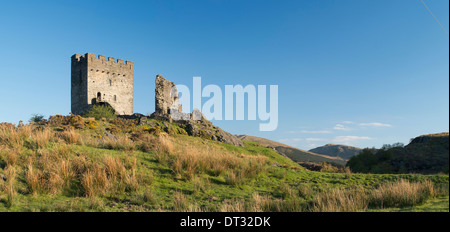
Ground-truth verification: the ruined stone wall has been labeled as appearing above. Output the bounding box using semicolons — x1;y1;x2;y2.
71;53;134;115
155;74;179;116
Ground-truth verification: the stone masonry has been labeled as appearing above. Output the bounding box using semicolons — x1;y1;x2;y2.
150;74;243;146
154;74;190;121
71;53;134;115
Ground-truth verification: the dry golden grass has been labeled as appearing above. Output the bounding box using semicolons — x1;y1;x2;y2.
192;176;210;194
25;152;68;195
58;127;82;145
277;184;296;199
80;156;140;197
309;179;440;212
220;199;246;212
26;162;43;195
369;179;437;208
1;121;445;212
251;194;273;212
27;128;54;150
11;130;142;198
0;124;34;148
58;159;74;188
1;147;19;167
154;137;268;182
81;165;109;198
310;188;368;212
103;156;127;180
2;165;16;207
142;190;157;205
224;170;245;186
298;185;314;198
173;190;189;212
99;135;135;152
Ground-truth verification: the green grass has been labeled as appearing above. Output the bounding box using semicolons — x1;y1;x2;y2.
0;119;448;212
371;196;449;212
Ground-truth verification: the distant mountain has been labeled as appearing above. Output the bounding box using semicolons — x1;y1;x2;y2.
309;144;362;160
347;133;449;174
236;135;347;167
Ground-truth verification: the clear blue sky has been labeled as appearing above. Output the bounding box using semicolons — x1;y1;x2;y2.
0;0;448;150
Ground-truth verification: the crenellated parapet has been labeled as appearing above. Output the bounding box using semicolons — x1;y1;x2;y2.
72;53;133;69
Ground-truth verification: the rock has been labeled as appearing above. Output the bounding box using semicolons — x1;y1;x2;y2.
271;163;282;167
208;197;219;202
298;162;322;171
185;120;243;147
104;131;117;140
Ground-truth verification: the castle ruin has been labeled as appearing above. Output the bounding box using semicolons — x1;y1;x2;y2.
71;53;134;115
153;74;192;121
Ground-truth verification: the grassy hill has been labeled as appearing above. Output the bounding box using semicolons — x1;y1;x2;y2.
0;116;448;212
309;144;362;160
236;135;347;167
347;133;449;174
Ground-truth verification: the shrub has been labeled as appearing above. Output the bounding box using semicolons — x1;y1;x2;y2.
29;114;45;123
83;105;117;120
84;119;99;130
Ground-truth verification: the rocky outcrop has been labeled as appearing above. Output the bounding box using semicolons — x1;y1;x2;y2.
149;75;243;147
183;110;243;146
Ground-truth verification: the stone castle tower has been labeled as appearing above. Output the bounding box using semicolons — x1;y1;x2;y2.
71;53;134;115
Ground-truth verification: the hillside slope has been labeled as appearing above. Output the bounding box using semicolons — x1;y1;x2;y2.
0;116;448;212
309;144;362;160
347;133;449;174
236;135;347;167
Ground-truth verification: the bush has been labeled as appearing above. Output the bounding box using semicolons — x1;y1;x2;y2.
29;114;45;123
83;105;116;120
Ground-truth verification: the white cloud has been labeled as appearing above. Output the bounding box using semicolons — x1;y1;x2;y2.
279;138;303;143
333;124;352;131
342;121;354;124
279;135;374;148
331;136;372;143
359;122;392;127
300;130;332;134
285;131;298;134
303;144;319;148
306;138;327;141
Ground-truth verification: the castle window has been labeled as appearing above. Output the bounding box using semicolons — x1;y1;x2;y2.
114;95;117;102
109;79;112;86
